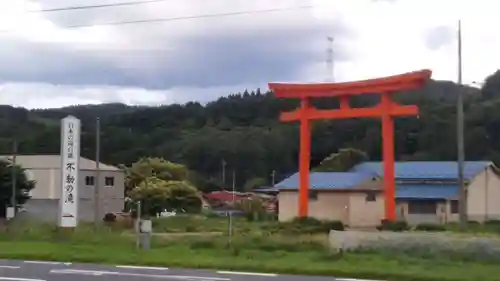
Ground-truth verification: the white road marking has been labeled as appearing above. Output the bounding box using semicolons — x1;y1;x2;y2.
0;277;45;281
0;266;20;269
51;269;106;276
116;265;169;271
216;271;278;277
335;278;383;281
23;261;62;265
50;269;231;280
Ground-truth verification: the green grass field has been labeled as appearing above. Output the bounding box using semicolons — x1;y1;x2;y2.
0;217;499;281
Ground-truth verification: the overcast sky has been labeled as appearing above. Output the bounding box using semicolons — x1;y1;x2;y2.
0;0;496;109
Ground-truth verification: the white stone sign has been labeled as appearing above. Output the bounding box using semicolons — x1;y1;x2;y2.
6;207;14;220
58;116;81;228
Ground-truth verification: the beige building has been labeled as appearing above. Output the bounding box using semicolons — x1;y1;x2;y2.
2;155;125;222
275;161;500;227
396;165;500;224
276;173;385;227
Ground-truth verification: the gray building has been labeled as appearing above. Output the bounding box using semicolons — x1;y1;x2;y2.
1;155;125;222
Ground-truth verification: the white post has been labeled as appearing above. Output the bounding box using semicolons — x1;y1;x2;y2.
136;200;141;249
58;116;81;228
228;170;236;242
94;116;101;226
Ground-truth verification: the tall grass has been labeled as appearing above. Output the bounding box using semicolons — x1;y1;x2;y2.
0;219;133;246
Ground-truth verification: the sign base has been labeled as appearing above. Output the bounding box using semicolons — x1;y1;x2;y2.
57;227;76;234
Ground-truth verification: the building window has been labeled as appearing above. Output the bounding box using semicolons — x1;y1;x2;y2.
105;176;114;187
408;200;437;214
451;200;459;214
308;190;318;201
85;176;95;186
365;191;377;202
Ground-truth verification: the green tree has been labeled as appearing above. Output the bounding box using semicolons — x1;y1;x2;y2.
0;159;35;218
123;157;190;193
481;69;500;100
243;177;268;191
234;197;265;221
2;71;500;189
128;177;201;217
313;148;368;172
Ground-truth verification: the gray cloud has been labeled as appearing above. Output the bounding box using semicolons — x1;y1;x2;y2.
0;0;355;108
423;25;455;50
0;27;344;89
0;1;353;90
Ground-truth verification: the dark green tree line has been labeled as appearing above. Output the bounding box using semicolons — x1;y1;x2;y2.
1;70;500;192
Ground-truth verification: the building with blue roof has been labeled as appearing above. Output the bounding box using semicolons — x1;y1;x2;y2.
273;161;500;227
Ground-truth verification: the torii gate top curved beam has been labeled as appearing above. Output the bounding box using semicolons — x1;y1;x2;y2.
269;69;432;98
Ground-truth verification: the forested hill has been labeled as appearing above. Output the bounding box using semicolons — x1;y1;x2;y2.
1;71;500;191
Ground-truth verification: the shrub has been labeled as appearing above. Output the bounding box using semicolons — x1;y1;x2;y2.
376;219;409;232
415;223;446;232
484;220;500;226
322;220;345;231
103;213;117;223
280;217;344;234
291;217;323;226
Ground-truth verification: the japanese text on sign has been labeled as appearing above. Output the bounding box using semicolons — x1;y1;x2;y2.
59;116;80;227
65;123;76;203
67;122;74;159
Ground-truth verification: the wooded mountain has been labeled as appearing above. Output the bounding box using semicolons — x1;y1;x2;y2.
1;71;500;192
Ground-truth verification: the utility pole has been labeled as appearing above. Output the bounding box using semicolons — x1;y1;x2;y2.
94;116;101;226
326;36;334;82
221;159;227;185
228;169;236;244
456;19;467;231
271;170;276;186
10;139;17;213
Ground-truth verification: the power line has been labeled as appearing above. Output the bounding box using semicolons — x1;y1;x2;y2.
56;5;314;29
28;0;169;13
0;5;314;33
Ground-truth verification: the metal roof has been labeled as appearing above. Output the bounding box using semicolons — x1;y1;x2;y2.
396;184;458;200
349;161;492;180
274;174;460;200
275;172;374;190
254;187;279;193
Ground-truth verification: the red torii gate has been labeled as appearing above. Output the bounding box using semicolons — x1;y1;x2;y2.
269;69;432;220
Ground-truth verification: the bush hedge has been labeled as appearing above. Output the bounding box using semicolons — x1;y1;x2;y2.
414;223;446;232
286;217;344;233
261;217;344;235
376;219;409;232
484;219;500;226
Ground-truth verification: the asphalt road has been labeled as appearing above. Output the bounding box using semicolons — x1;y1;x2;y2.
0;259;378;281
